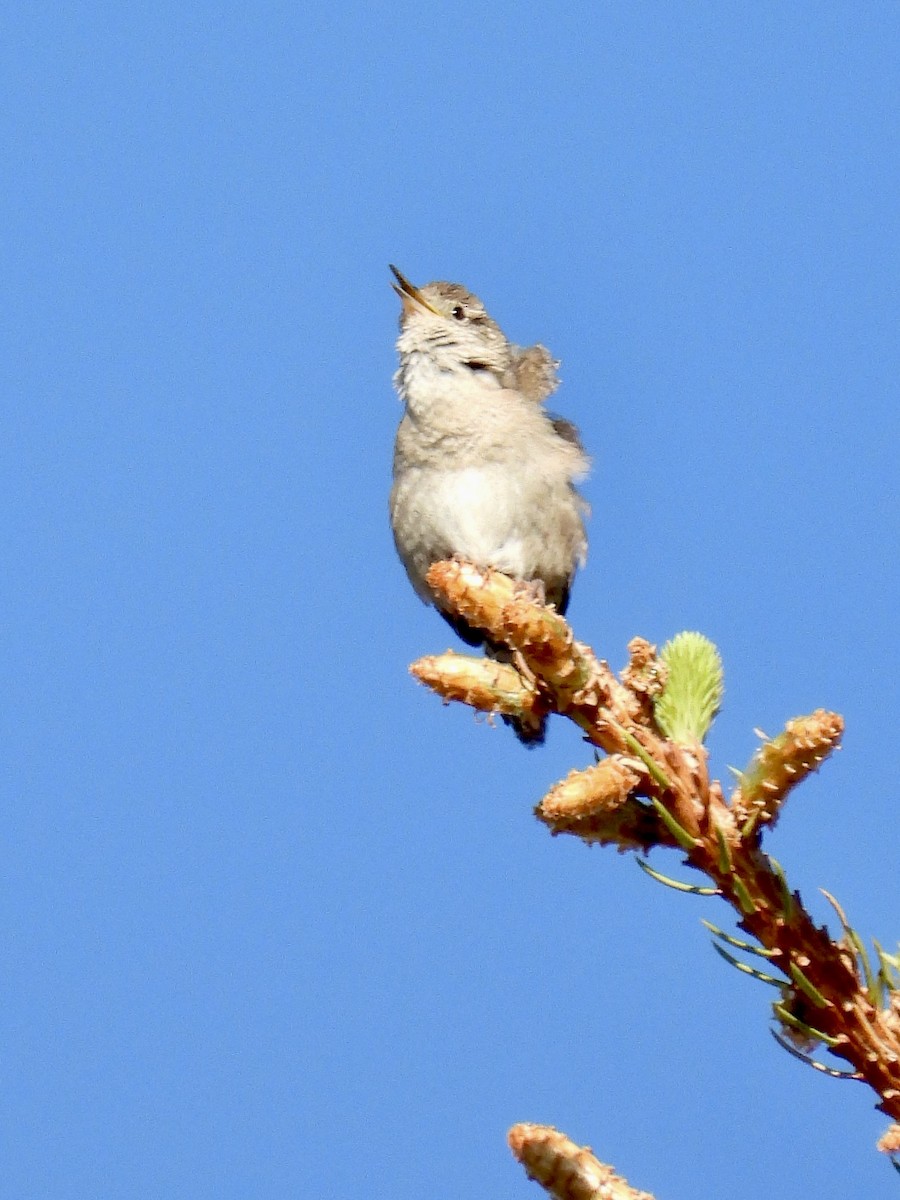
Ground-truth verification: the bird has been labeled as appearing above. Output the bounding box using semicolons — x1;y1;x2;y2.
388;265;589;744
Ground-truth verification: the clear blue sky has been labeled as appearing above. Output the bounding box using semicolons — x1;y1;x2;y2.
2;4;898;1198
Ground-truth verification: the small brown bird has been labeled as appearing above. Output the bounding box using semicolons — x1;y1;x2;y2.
388;266;589;743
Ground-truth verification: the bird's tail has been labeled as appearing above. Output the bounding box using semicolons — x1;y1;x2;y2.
485;635;546;746
439;607;548;746
502;712;546;746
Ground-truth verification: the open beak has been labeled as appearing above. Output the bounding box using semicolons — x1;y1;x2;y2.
389;264;440;316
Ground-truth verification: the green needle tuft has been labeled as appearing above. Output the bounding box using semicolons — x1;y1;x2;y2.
655;631;724;743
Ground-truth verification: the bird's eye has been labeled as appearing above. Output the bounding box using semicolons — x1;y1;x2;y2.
451;305;466;321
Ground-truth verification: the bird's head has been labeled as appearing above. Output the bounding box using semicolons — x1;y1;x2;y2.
389;265;512;377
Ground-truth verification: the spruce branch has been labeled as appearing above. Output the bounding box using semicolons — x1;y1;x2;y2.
508;1123;654;1200
409;560;900;1146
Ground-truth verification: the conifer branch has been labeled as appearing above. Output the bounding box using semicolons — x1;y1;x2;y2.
409;560;900;1151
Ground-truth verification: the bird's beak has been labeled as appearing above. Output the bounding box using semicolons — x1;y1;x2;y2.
389;264;440;316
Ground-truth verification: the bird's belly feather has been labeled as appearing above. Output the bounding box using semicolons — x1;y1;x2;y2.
395;464;576;590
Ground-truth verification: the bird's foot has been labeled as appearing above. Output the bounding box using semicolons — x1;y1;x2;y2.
514;577;547;606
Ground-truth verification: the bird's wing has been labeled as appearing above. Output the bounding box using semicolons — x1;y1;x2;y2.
548;415;584;451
